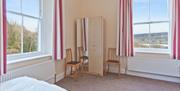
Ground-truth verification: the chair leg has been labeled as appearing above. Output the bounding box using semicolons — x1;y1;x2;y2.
82;63;85;72
74;65;78;80
81;63;84;72
108;64;110;73
105;63;108;75
78;64;81;73
65;64;67;77
118;63;121;76
71;66;73;75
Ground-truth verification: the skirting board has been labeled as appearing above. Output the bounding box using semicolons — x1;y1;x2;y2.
55;72;65;83
55;68;72;83
46;75;56;84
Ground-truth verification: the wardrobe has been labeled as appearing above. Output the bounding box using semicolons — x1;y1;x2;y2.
76;16;104;76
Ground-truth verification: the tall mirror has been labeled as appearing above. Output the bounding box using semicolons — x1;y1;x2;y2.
75;16;104;76
75;18;89;73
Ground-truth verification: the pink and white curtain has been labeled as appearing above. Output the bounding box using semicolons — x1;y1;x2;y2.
0;0;7;75
172;0;180;60
116;0;134;56
54;0;64;61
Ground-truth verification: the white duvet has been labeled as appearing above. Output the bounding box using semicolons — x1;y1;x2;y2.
0;77;67;91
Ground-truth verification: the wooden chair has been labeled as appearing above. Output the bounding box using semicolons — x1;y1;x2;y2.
78;47;88;71
78;47;84;64
105;48;120;75
64;48;81;79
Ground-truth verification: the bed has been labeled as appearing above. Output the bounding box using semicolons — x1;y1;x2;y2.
0;77;67;91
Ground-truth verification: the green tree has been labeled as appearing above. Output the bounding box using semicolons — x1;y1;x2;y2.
7;22;38;54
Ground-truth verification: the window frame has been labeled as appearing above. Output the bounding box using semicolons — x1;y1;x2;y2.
133;0;171;54
7;0;44;62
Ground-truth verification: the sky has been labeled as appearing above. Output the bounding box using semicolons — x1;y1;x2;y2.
6;0;40;32
133;0;170;34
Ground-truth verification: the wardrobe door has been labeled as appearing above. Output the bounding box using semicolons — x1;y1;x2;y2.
88;17;104;76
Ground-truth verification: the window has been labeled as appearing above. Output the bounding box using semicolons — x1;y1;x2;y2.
7;0;42;61
133;0;170;53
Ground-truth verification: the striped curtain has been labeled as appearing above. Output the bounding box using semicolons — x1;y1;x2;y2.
0;0;7;75
54;0;64;61
172;0;180;60
116;0;134;56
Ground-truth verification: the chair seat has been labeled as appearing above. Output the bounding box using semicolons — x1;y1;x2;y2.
67;61;80;65
106;60;119;63
80;56;88;60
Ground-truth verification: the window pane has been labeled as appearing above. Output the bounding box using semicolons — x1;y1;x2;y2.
134;24;150;48
23;17;39;53
7;13;22;54
133;0;149;23
7;0;21;13
150;0;169;21
150;23;169;49
22;0;40;17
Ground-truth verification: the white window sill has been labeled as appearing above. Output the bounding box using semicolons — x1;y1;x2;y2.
7;54;52;64
135;51;170;55
134;48;170;55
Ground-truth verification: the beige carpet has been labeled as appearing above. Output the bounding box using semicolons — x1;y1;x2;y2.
56;73;180;91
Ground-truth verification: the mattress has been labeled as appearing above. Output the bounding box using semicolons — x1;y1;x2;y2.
0;77;67;91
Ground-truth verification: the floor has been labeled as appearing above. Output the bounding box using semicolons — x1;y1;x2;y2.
56;73;180;91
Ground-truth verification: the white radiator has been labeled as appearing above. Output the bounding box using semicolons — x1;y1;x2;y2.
127;54;180;83
128;57;180;77
0;60;55;83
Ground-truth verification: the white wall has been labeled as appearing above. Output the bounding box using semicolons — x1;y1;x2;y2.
4;57;55;83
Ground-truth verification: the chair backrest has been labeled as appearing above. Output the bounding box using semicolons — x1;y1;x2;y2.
108;48;117;60
78;47;83;57
78;47;84;63
65;48;72;63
